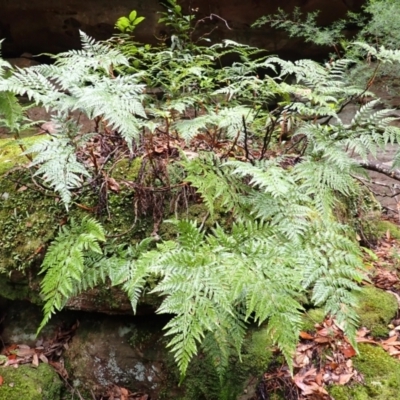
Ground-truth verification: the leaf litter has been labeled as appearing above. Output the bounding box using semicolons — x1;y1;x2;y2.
258;222;400;400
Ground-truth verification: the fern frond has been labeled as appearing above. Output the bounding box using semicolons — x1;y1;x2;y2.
37;217;105;333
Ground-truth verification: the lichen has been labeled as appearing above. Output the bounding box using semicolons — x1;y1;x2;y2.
0;363;62;400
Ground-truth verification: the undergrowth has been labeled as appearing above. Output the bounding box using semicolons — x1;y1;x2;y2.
0;0;400;381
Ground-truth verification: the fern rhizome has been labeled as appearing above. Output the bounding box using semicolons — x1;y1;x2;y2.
1;0;400;380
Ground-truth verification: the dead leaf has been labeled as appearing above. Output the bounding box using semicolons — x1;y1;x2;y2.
39;354;48;364
107;177;120;193
382;335;399;344
339;373;353;385
32;353;39;367
299;331;314;340
341;346;356;358
0;376;3;386
15;347;35;357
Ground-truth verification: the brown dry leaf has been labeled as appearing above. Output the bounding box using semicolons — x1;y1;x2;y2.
357;328;370;338
382;335;399;344
107;177;120;193
15;347;35;357
294;353;310;368
121;387;129;400
314;336;332;344
356;337;378;344
49;361;69;379
315;371;324;386
299;331;314;340
39;353;48;364
339;373;354;385
0;376;3;386
387;348;400;356
341;346;356;358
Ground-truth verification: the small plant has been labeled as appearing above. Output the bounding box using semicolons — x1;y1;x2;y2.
115;10;145;34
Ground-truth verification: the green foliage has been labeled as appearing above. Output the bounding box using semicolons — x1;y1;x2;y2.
115;10;145;33
0;32;146;208
253;7;346;47
2;0;400;384
37;217;105;333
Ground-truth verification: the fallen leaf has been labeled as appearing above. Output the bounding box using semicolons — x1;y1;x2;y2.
342;346;356;358
299;331;314;340
339;373;353;385
39;354;48;364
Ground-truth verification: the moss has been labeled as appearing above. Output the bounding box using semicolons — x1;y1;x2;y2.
0;272;42;305
300;287;397;338
328;344;400;400
301;309;326;332
111;157;143;181
355;286;398;338
0;136;42;175
0;363;62;400
376;220;400;241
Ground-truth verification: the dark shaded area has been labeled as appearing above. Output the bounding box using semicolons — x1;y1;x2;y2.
0;0;364;58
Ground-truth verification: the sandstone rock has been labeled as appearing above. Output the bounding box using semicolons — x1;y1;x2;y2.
1;0;364;58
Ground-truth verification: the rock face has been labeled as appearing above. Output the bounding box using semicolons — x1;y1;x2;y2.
1;0;364;58
0;298;275;399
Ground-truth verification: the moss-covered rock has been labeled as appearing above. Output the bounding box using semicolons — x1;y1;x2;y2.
355;286;398;338
329;344;400;400
0;363;62;400
301;287;397;338
376;220;400;241
301;308;326;332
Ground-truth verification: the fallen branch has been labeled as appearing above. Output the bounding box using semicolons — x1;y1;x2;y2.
358;161;400;181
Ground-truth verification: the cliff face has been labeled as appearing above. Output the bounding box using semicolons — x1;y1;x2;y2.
1;0;364;58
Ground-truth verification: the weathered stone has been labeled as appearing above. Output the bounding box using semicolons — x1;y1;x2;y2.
1;0;364;58
0;298;276;399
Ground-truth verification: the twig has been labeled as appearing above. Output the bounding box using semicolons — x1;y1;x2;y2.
242;115;253;164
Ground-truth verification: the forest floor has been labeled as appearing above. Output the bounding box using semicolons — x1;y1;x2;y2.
257;216;400;400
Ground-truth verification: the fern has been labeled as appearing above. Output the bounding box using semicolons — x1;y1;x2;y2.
37;217;105;333
0;31;146;144
23;116;90;208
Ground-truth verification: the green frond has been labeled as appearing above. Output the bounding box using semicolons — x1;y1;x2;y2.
37;217;106;334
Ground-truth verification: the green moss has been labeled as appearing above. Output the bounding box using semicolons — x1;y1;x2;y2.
0;136;42;175
328;344;400;400
376;220;400;240
0;273;42;304
355;286;398;338
301;309;326;332
0;363;62;400
300;287;397;339
111;157;143;181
